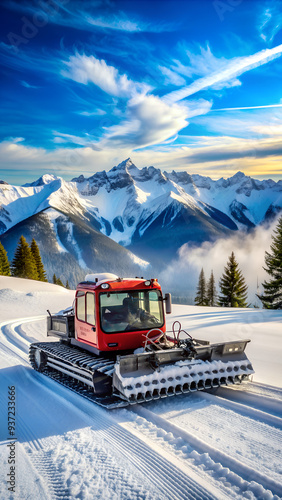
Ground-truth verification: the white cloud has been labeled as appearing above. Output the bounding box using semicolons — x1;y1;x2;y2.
100;94;191;148
159;219;279;305
158;66;186;86
1;137;282;185
20;80;39;89
61;53;150;98
52;131;102;148
0;139;130;180
258;5;282;43
3;1;175;34
85;15;142;32
164;44;282;103
77;109;107;116
171;44;241;91
173;44;230;78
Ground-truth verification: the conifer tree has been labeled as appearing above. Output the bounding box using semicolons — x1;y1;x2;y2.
257;216;282;309
12;236;38;280
56;277;64;287
206;270;217;306
30;239;47;282
194;268;207;306
0;242;11;276
53;273;64;287
66;280;70;289
218;252;248;307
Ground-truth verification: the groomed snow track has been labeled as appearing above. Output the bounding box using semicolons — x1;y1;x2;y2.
1;314;282;500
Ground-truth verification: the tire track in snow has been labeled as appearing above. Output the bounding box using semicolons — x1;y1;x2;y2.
214;386;282;418
21;367;224;500
24;447;71;500
97;419;221;500
0;316;46;363
2;315;281;499
131;405;282;499
197;390;282;429
0;316;71;499
16;415;70;500
30;385;220;499
5;345;221;500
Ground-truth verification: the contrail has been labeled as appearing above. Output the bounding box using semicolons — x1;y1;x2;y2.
163;44;282;103
212;104;282;111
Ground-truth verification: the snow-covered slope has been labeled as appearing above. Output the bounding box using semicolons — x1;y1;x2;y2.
0;277;281;500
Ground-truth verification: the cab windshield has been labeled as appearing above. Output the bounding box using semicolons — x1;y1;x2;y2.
99;289;164;333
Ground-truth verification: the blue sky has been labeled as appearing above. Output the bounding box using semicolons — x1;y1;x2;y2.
1;0;282;184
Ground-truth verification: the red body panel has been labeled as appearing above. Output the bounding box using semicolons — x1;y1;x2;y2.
75;278;166;353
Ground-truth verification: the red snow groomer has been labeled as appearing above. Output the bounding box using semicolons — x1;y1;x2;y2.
29;273;254;408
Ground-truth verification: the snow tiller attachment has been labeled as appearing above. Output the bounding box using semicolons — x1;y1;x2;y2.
113;334;253;403
29;274;254;409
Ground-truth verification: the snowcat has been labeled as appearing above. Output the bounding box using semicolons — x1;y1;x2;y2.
29;273;254;409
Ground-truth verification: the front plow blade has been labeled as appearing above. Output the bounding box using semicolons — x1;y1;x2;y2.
112;340;254;403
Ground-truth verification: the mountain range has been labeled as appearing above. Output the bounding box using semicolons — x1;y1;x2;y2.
0;159;281;287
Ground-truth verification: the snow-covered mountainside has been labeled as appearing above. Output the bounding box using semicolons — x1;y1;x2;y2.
0;159;281;277
0;277;282;500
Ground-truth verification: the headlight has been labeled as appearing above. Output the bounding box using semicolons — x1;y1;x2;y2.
101;283;110;289
144;280;151;286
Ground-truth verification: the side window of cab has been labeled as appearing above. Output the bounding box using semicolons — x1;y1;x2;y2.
86;292;95;326
76;291;85;321
76;291;96;326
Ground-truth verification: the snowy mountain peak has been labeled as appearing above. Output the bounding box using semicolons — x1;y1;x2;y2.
71;174;85;183
167;171;194;186
23;174;59;187
115;158;135;171
230;171;246;182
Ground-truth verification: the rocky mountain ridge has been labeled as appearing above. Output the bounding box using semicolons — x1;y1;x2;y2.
0;159;281;285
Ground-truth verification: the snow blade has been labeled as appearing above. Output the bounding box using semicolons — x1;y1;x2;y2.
112;340;254;403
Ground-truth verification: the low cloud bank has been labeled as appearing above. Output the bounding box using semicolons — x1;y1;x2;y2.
159;218;279;306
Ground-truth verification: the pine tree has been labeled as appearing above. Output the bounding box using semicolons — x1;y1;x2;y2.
53;273;64;287
56;277;64;287
218;252;248;307
66;280;70;289
257;216;282;309
206;270;217;306
0;242;10;276
12;236;38;280
30;239;47;282
194;268;207;306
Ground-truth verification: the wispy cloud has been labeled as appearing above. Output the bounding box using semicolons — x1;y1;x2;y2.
53;131;102;149
2;0;175;34
171;44;241;90
158;66;186;86
258;3;282;43
164;44;282;103
76;109;107;116
61;53;151;98
20;80;38;89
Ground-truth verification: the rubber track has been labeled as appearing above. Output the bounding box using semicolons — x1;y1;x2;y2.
29;342;128;409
